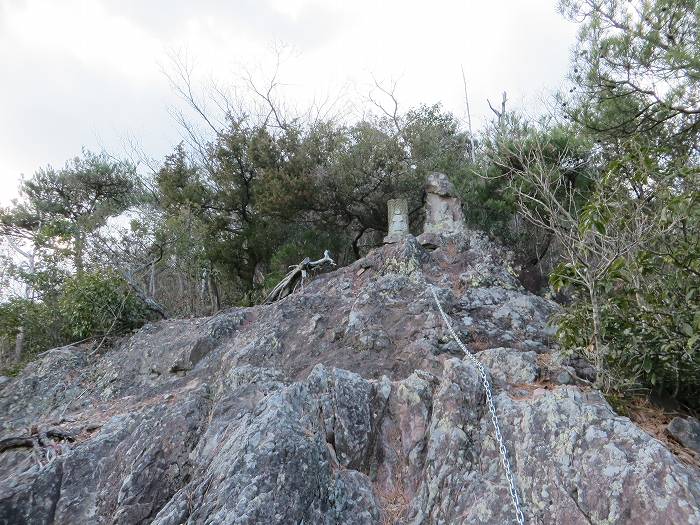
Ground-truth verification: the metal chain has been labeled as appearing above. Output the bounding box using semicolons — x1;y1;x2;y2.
429;285;526;525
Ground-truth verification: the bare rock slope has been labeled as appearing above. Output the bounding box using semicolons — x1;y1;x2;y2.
1;231;699;524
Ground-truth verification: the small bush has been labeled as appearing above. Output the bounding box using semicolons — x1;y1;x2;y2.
554;252;700;409
58;270;148;340
0;270;148;371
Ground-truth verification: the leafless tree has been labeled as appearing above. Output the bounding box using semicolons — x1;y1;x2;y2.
461;65;476;163
487;92;508;122
368;77;404;137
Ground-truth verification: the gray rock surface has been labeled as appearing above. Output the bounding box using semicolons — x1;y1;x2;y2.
554;369;574;385
477;347;540;385
1;232;699;524
668;417;700;454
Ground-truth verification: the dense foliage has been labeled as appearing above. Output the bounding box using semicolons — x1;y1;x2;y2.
0;271;145;368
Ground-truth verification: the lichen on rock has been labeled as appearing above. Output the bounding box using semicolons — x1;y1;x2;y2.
1;197;699;524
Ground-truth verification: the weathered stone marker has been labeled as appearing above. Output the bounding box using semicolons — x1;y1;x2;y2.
422;172;465;235
383;198;409;243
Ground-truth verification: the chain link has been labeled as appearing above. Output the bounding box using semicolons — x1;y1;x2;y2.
429;285;526;525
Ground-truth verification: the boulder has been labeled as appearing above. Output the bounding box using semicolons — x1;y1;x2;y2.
667;416;700;454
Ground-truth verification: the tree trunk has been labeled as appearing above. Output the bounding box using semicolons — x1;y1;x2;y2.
121;270;167;319
149;264;156;298
208;274;220;314
27;248;35;300
352;228;368;259
589;285;605;386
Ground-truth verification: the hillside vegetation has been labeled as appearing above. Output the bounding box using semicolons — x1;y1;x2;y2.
1;0;698;409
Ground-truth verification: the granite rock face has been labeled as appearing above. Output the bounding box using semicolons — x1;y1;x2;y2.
477;347;540;385
1;232;699;524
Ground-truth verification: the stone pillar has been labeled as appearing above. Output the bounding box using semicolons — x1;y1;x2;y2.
383;198;409;244
422;172;465;235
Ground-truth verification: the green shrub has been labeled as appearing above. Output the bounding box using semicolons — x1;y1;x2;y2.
58;270;148;340
0;269;149;373
554;250;700;408
0;298;62;358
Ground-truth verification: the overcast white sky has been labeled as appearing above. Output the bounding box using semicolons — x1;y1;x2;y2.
0;0;578;205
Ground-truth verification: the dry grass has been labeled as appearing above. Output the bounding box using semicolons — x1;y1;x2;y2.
374;425;412;525
620;397;700;469
470;334;492;352
536;352;553;371
507;382;546;400
376;467;411;525
507;377;564;400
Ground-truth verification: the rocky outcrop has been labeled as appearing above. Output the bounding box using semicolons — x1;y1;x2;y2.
1;231;699;524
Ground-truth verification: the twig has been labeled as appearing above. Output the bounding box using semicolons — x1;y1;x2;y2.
263;250;336;304
58;387;90;420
